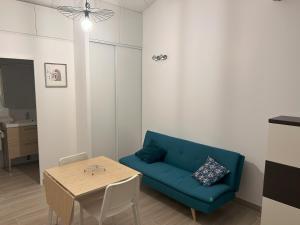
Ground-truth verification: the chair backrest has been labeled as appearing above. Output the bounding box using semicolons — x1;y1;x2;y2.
58;152;88;166
99;175;140;221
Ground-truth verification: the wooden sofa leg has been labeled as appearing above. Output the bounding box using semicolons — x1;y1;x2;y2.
191;208;196;221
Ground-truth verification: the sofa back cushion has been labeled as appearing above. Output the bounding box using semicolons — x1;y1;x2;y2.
143;131;245;192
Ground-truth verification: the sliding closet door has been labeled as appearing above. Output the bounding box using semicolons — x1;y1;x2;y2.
116;47;142;158
89;43;116;159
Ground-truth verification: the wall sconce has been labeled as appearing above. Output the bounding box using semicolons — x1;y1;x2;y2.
152;54;168;62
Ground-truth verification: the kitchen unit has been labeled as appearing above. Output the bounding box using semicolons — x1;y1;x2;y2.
261;116;300;225
1;120;38;171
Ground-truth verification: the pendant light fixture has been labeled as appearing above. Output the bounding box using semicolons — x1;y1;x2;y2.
57;0;114;32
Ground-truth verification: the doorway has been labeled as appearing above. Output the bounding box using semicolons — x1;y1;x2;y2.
0;58;39;183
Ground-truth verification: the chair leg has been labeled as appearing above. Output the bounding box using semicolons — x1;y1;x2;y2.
48;208;53;225
132;204;141;225
79;205;84;225
191;208;197;222
55;215;59;225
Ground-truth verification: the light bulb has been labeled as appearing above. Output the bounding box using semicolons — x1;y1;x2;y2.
81;16;93;32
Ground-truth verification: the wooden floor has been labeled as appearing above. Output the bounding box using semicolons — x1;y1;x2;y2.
0;163;261;225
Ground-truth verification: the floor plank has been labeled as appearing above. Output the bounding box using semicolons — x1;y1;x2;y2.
0;163;261;225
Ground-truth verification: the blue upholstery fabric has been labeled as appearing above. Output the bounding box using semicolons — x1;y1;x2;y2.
135;140;166;163
120;155;231;203
119;131;245;214
143;131;245;191
143;176;236;214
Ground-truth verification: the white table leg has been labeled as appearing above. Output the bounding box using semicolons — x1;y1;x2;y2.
80;205;84;225
48;208;53;225
132;204;141;225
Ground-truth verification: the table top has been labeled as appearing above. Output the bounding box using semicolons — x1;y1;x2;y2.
45;156;140;197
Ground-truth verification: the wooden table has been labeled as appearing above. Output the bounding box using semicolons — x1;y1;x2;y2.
43;156;140;225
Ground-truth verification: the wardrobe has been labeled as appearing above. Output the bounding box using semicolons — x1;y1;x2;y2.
89;42;142;160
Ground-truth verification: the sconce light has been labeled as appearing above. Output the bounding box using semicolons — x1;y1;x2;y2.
152;54;168;62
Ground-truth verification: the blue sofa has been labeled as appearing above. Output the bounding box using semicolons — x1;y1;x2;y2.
119;131;245;220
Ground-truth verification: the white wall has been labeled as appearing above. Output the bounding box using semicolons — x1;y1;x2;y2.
143;0;300;206
35;37;77;177
0;0;77;176
0;0;36;35
35;5;73;40
73;21;91;156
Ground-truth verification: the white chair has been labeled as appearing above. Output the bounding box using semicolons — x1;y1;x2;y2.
79;174;141;225
58;152;88;166
48;152;89;225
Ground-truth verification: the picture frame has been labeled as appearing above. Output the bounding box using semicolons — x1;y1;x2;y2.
44;63;68;88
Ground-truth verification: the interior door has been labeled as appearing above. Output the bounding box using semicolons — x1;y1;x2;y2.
116;47;142;158
89;42;116;159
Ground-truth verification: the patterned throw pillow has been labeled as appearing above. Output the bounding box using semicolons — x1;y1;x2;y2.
193;156;230;186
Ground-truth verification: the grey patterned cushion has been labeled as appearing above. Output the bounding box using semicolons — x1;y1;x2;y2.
193;156;230;186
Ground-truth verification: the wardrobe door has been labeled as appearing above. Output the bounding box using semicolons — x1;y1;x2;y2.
116;47;142;159
89;43;116;159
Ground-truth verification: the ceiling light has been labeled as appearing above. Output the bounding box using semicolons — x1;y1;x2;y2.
57;0;114;32
81;14;93;32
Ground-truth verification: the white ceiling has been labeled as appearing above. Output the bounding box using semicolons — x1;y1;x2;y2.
18;0;156;12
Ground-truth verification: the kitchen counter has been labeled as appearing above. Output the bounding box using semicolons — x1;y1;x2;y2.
4;120;37;128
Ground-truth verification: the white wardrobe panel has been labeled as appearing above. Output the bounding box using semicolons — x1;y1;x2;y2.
89;2;120;43
35;5;73;40
116;47;142;158
120;9;143;47
89;43;116;159
0;0;36;35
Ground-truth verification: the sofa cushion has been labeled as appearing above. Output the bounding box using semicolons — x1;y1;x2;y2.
193;156;230;186
135;140;166;163
120;155;231;203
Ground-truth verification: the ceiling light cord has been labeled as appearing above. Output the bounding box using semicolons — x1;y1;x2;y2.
85;0;90;10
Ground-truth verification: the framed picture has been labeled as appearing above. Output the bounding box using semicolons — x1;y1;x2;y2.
44;63;68;88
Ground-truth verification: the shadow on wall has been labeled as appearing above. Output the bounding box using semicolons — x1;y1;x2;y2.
238;161;264;206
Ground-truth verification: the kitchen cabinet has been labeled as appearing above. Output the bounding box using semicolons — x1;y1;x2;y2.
1;123;38;172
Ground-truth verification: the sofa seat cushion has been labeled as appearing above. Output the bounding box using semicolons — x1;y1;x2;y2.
120;155;232;203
